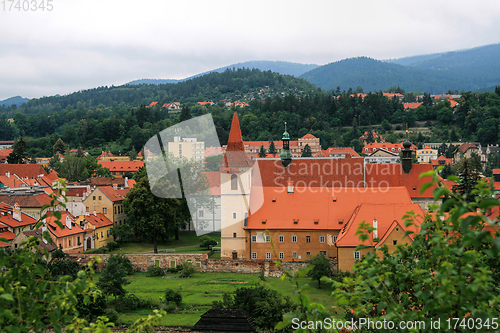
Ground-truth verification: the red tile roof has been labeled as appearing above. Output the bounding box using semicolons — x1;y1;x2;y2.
335;203;423;247
97;186;130;202
98;160;144;172
315;147;360;157
0;203;39;228
66;187;87;197
247;186;413;230
85;213;113;228
46;211;85;238
300;134;317;140
0;164;48;179
148;101;158;107
244;140;298;148
454;143;478;154
205;147;223;157
252;158;365;188
431;155;453;167
0;192;54;208
0;230;16;241
403;102;423;109
97;151;116;159
363;142;417;153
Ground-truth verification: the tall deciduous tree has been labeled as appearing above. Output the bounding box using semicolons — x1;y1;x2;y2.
97;254;132;308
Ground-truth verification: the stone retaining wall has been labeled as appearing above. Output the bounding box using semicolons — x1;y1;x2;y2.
72;253;310;276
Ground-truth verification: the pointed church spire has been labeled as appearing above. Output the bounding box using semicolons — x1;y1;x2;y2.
220;112;252;173
226;112;245;152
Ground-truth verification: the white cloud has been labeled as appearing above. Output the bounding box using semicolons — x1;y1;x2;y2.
0;0;499;100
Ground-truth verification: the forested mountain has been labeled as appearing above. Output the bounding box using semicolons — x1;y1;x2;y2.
125;61;319;85
301;44;500;93
0;68;316;116
0;96;29;107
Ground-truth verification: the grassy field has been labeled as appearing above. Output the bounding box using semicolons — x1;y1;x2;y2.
106;232;221;255
113;271;334;327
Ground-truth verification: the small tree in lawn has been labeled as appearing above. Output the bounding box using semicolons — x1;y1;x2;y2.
307;253;331;288
179;261;196;278
199;234;217;249
97;254;132;308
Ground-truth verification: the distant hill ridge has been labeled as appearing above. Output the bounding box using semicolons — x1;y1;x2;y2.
300;43;500;93
125;60;319;85
0;95;29;107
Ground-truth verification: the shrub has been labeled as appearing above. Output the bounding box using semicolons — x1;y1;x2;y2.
107;241;119;251
104;309;119;324
199;235;218;249
166;267;179;273
116;293;153;312
75;292;107;321
179;262;195;278
164;288;182;307
146;265;165;277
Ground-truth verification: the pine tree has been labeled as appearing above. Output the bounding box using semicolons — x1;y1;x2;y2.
268;140;277;156
7;138;28;164
53;138;67;156
258;144;267;158
179;106;192;122
301;144;312;157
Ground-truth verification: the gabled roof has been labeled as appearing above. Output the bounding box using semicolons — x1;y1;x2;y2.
0;202;39;227
0;192;53;208
95;186;130;203
431;155;453;166
403;102;423;109
205;146;223;157
85;213;113;228
300;133;317;140
14;229;58;251
45;211;85;237
247;186;413;230
97;151;116;159
368;148;399;157
0;164;48;179
454;143;478;154
315;147;360;157
66;187;87;197
335;203;422;247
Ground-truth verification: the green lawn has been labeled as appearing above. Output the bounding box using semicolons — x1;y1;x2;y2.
113;271;333;327
106;232;221;254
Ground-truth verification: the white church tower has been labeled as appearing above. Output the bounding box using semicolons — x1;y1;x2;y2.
220;112;253;259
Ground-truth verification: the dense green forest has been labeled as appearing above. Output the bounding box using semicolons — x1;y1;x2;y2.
300;44;500;93
0;69;499;161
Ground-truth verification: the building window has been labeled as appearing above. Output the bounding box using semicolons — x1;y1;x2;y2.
231;174;238;190
233;212;236;219
306;252;311;256
198;210;204;217
101;231;103;238
393;240;398;245
293;252;297;258
233;232;237;238
292;235;297;243
170;260;176;268
154;259;160;267
354;251;360;260
279;252;284;259
252;252;257;259
266;252;271;259
320;251;326;256
69;240;71;247
114;207;117;214
279;235;284;243
103;207;107;214
98;196;101;200
306;236;310;243
252;235;256;242
333;236;337;243
265;235;270;242
93;196;96;200
320;236;325;243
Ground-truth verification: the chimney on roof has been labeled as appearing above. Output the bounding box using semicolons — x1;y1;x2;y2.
93;210;96;216
13;203;22;222
124;177;129;188
5;172;9;178
372;219;378;239
66;216;72;230
113;183;118;190
287;182;294;193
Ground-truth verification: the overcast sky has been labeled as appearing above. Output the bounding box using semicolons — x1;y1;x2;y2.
1;0;499;101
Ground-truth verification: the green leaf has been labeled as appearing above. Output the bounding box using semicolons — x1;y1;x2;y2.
0;293;14;301
479;198;500;209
